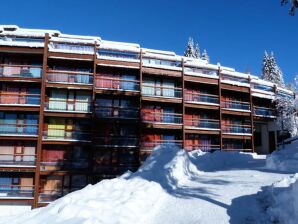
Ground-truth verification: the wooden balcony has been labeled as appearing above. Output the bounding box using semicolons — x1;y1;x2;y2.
42;129;92;143
185;144;220;152
97;49;140;68
0;123;38;139
141;111;183;129
95;105;139;120
140;140;183;153
184;92;220;109
0;184;34;200
46;70;94;89
95;75;140;95
141;85;182;103
0;64;42;82
94;136;139;148
0;154;36;168
184;118;220;134
221;100;251;116
253;106;276;118
0;93;40;111
222;124;252;139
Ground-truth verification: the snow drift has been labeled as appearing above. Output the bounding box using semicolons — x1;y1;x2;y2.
1;145;200;224
258;174;298;224
266;139;298;172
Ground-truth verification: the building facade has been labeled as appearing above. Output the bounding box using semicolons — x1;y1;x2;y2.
0;25;294;210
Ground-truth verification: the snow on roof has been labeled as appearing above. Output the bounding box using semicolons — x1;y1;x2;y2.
100;40;140;52
0;25;60;37
142;48;182;61
51;36;100;45
184;59;219;70
251;78;275;87
142;48;176;56
276;87;295;95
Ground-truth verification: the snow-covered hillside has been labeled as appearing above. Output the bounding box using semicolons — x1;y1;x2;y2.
1;143;298;224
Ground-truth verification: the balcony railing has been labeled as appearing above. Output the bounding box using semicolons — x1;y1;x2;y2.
0;123;38;136
0;185;34;198
0;93;40;105
185;144;220;152
221;100;251;111
221;74;249;84
0;36;44;44
46;71;94;85
142;85;182;98
40;159;89;171
0;64;42;78
49;42;95;53
39;187;82;202
222;124;252;134
98;49;140;60
0;154;36;166
96;106;139;119
140;140;183;152
95;76;140;91
142;58;181;67
254;106;276;117
142;111;182;124
252;84;274;93
184;67;218;76
45;99;92;113
184;118;220;129
184;92;219;104
43;129;91;141
94;136;139;147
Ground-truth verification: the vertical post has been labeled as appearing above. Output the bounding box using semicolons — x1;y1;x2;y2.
218;66;223;151
181;58;185;149
249;76;255;153
139;49;143;163
90;41;98;184
33;33;49;208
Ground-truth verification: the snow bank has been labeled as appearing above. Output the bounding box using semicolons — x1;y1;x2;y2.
266;140;298;172
258;174;298;224
189;150;265;172
0;145;200;224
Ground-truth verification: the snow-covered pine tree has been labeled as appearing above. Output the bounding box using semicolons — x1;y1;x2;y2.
201;49;210;63
184;37;195;58
281;0;298;15
194;43;200;59
261;51;285;87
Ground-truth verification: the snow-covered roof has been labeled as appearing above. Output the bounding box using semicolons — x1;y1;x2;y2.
100;40;140;53
142;48;181;61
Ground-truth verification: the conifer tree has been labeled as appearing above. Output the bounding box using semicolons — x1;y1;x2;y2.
201;49;210;63
194;43;200;59
261;51;285;87
281;0;298;15
184;37;195;58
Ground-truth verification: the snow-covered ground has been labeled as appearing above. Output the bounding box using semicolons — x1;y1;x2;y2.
1;142;298;224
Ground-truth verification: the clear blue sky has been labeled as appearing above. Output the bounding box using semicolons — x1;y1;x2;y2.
1;0;297;83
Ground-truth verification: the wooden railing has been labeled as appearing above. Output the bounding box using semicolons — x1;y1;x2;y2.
184;92;219;104
184;118;220;129
142;84;182;98
185;144;220;152
222;124;252;134
254;106;276;117
45;99;92;112
0;154;36;165
140;140;183;152
40;159;89;171
43;129;91;141
95;75;140;91
46;70;93;85
94;136;139;147
0;92;40;105
95;105;139;119
221;100;251;110
141;111;183;124
0;64;42;78
0;185;34;198
0;123;38;135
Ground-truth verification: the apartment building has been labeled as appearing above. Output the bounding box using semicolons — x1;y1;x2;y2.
0;25;294;210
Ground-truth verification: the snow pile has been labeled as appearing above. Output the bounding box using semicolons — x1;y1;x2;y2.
189;150;265;171
266;140;298;172
258;174;298;224
1;145;200;224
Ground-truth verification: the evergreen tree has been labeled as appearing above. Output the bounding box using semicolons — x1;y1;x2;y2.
261;51;285;87
281;0;298;15
201;49;210;63
184;37;195;58
194;43;200;59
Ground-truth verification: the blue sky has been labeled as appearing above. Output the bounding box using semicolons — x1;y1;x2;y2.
1;0;297;83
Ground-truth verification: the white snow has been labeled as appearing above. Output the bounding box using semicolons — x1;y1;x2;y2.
2;141;298;224
220;79;250;87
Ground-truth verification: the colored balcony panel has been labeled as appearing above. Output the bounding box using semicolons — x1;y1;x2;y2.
254;107;276;117
221;100;251;111
0;142;36;166
0;176;34;199
222;139;252;151
0;65;42;78
184;117;220;129
252;84;274;93
45;89;92;113
143;58;181;68
184;90;219;104
49;42;95;53
185;134;220;152
222;124;252;134
221;74;249;84
95;74;139;91
38;175;88;203
0;113;38;136
184;67;218;76
142;80;182;98
47;72;93;85
141;107;182;124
